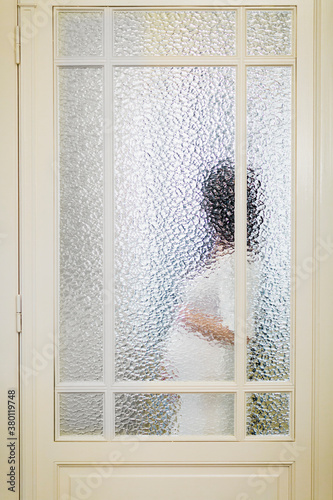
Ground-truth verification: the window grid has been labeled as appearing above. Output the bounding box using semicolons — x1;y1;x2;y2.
54;6;296;442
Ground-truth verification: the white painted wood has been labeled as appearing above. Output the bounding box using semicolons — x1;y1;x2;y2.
235;5;247;444
17;0;333;499
313;0;333;498
16;0;319;6
58;464;291;500
0;3;19;500
19;6;40;500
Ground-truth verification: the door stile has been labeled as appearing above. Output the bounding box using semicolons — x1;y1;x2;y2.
313;0;333;498
0;1;19;499
19;5;38;500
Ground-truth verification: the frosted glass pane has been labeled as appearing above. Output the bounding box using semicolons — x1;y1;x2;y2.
246;392;290;436
113;10;236;56
115;393;234;436
247;10;292;56
246;67;292;382
114;66;236;382
59;393;104;436
58;67;104;382
57;11;104;57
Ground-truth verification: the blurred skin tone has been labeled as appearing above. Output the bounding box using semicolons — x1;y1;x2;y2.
178;305;235;345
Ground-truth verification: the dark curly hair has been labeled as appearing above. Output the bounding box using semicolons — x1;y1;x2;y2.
202;159;262;252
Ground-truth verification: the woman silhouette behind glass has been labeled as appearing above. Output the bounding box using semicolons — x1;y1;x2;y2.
163;159;259;383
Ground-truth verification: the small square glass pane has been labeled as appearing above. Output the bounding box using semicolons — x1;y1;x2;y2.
246;392;291;436
247;10;293;56
59;393;104;436
57;11;104;57
115;393;235;436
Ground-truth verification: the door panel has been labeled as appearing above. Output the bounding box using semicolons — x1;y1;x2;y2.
19;1;315;499
59;465;290;500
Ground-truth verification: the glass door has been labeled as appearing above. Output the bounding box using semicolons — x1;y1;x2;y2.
19;2;315;499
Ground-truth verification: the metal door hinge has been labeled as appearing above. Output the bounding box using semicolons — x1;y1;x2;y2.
16;295;22;333
15;26;20;65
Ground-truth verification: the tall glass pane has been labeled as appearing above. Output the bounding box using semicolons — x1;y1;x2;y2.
246;67;292;381
58;66;104;382
115;393;235;436
114;66;236;382
113;10;236;57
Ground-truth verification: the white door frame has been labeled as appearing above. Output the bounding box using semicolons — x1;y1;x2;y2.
1;0;332;498
0;1;19;499
312;0;333;497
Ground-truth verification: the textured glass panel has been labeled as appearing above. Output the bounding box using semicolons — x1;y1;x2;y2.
58;67;104;382
247;10;292;56
246;392;290;436
59;393;104;436
113;10;236;57
115;393;234;436
57;11;104;57
114;66;236;382
246;67;292;382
